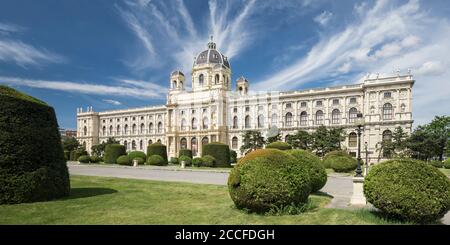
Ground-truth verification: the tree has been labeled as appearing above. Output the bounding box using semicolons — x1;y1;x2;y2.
311;126;344;157
392;126;409;157
266;133;281;144
240;130;265;155
329;127;346;150
62;137;79;152
91;137;120;156
286;130;312;150
426;116;450;161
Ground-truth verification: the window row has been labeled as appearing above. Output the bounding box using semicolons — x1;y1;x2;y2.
97;122;164;136
197;74;230;87
100;114;163;124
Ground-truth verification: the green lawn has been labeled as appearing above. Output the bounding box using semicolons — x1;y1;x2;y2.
440;168;450;177
0;175;407;225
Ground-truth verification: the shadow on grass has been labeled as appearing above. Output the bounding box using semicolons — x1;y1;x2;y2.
64;188;118;200
313;191;334;198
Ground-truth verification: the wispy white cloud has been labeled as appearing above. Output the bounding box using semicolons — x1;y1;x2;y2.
0;76;166;99
103;99;122;105
314;11;333;26
0;22;24;34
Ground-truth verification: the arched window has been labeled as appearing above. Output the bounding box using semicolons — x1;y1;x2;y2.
332;109;340;125
191;138;198;156
124;124;129;134
383;103;393;120
180;138;187;149
132;140;136;150
83;126;87;136
124;140;128;151
149;123;153;134
233;116;238;129
148;139;153;145
231;137;238;149
102;126;106;136
109;125;113;135
199;74;204;86
348;132;357;147
315;110;324;125
132;124;136;134
245;115;251;128
157;139;161;143
203;117;209;129
181;119;187;131
202;137;209;146
285;112;293;127
258;115;264;128
300;111;308;126
117;125;121;135
400;103;406;113
172;80;177;89
191;118;198;130
349;108;358;123
271;114;278;126
139;140;143;150
140;123;145;134
157;122;163;133
215;74;220;84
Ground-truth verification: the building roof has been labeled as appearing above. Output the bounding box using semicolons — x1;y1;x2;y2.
194;37;230;69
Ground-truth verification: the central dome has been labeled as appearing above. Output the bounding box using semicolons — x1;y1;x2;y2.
195;37;230;69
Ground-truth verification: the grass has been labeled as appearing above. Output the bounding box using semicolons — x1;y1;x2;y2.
439;168;450;177
0;175;410;225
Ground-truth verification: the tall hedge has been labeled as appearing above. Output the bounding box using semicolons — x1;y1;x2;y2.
0;85;70;204
147;143;168;164
128;151;146;163
230;150;237;163
179;149;193;159
104;144;126;164
202;142;231;167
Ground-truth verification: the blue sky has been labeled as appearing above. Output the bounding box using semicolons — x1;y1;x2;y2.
1;0;449;129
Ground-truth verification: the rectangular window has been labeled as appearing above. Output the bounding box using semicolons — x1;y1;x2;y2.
384;92;392;98
332;99;339;105
316;101;322;107
350;98;357;104
300;102;307;107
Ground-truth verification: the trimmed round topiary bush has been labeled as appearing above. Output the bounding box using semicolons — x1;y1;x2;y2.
128;151;146;162
179;156;192;166
202;142;231;167
90;155;101;163
73;149;88;163
266;141;292;150
364;158;450;223
287;149;327;192
78;155;91;164
429;160;443;168
445;159;450;169
202;155;216;167
228;149;312;213
147;143;168;164
323;151;357;172
104;144;126;164
230;150;237;163
147;155;167;166
169;157;179;165
192;157;203;167
116;155;131;166
179;149;193;159
0;85;70;204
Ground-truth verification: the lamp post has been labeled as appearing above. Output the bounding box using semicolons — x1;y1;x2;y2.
354;112;365;177
364;142;369;176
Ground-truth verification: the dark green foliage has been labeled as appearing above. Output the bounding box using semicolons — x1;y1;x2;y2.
132;157;145;165
228;149;312;213
266;133;281;144
90;155;101;163
230;150;237;163
287;149;327;192
445;159;450;169
69;151;76;161
179;156;192;166
0;85;70;204
169;157;179;165
78;155;90;164
266;141;292;150
364;159;450;223
202;155;216;167
91;138;120;157
323;151;357;172
64;151;70;161
128;151;146;163
429;160;443;168
104;144;126;164
311;126;345;157
192;157;203;167
147;143;168;164
62;137;79;152
116;155;131;166
179;149;193;159
73;148;88;163
286;130;312;150
147;155;167;166
240;131;265;154
202;142;231;167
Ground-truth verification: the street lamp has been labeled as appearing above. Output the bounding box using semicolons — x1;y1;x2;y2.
354;112;365;177
364;141;369;176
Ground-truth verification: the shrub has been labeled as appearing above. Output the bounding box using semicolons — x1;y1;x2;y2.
202;142;230;167
147;143;168;164
64;151;70;161
445;159;450;169
429;160;443;168
73;149;88;163
132;157;145;165
230;150;237;163
128;151;146;163
169;157;179;165
287;149;327;192
0;85;70;204
90;155;101;163
147;155;167;166
228;149;312;213
323;151;357;172
78;155;90;164
179;156;192;166
266;141;292;151
104;144;126;164
202;155;216;167
364;158;450;223
179;149;193;159
116;155;131;166
193;157;203;167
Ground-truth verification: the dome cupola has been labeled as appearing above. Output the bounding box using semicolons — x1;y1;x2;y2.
194;36;230;69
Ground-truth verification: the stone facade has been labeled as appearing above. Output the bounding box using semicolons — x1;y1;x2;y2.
77;40;414;163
